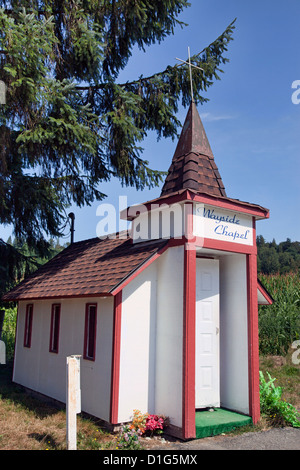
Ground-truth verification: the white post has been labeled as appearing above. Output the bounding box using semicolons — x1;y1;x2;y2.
0;341;5;365
0;310;5;340
66;355;81;450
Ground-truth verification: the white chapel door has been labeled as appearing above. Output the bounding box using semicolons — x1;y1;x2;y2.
195;258;220;408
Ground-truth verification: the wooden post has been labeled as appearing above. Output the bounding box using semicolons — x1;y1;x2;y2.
0;310;5;340
66;355;81;450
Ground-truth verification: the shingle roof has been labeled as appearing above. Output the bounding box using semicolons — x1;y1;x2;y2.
160;101;226;198
2;233;167;301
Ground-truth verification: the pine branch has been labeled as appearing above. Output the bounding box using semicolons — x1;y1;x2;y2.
0;238;41;268
75;18;236;92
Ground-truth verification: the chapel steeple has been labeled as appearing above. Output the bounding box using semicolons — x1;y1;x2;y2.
160;101;226;198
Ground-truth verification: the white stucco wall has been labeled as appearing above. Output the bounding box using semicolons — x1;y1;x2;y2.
118;245;184;428
219;254;249;414
155;246;184;428
14;297;114;421
131;203;185;243
118;262;158;422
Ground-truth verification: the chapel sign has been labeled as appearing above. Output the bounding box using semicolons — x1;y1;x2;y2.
194;204;253;246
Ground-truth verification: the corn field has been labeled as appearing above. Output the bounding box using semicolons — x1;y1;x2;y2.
258;272;300;355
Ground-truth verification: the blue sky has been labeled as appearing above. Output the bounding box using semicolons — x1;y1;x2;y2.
1;0;300;244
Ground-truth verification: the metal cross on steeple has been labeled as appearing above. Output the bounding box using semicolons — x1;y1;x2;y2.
176;47;204;102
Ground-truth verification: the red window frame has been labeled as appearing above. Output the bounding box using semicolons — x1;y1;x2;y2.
24;304;33;348
49;304;61;353
83;303;97;361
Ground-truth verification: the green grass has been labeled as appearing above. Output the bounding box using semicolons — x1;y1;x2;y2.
259;369;300;428
0;361;118;450
259;354;300;411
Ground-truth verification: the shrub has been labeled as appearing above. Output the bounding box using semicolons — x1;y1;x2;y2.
259;371;300;428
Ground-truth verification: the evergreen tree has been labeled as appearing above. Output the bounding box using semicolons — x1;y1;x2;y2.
259;246;280;275
0;1;236;294
256;235;266;248
257;236;300;275
0;2;235;249
0;236;68;304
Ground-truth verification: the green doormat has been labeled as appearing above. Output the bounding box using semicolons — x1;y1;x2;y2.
195;408;252;439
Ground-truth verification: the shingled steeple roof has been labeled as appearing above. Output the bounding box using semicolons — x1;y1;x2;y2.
160;102;226;198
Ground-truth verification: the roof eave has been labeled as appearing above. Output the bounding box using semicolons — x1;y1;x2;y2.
2;292;114;302
257;278;274;305
121;189;270;221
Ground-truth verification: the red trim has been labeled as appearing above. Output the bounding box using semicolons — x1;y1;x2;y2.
23;303;33;348
257;280;273;305
121;189;269;221
110;242;170;295
49;304;61;353
110;290;122;424
190;193;269;219
182;243;196;439
252;215;256;240
12;305;19;381
4;292;112;303
83;303;97;361
201;236;257;255
247;249;260;424
167;237;186;248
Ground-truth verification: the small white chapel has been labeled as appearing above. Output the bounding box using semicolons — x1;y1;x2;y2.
3;101;272;439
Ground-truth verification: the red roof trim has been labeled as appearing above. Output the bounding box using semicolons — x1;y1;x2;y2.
121;189;269;221
257;279;274;305
110;241;170;295
110;290;122;424
5;292;113;302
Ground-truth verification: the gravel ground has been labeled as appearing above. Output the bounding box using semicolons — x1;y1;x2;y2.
143;427;300;451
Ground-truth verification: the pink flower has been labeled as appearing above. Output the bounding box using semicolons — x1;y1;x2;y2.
145;414;164;433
